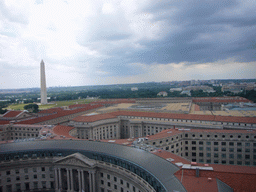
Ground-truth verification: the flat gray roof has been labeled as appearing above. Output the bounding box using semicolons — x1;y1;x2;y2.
0;140;186;192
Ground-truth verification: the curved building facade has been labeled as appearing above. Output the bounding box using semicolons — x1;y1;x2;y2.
0;140;186;192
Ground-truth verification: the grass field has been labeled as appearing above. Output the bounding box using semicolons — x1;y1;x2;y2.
6;99;97;111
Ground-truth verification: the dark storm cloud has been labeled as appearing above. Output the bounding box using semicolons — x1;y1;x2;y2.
78;0;255;75
127;0;256;64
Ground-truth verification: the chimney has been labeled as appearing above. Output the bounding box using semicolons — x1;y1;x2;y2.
196;168;200;177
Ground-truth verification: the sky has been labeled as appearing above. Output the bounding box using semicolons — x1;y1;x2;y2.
0;0;255;89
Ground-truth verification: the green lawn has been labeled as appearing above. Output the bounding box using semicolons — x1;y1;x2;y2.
6;99;97;111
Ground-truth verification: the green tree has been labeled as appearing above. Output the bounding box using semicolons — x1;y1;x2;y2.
24;104;39;113
0;107;7;114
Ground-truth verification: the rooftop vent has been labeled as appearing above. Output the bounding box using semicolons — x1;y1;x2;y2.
191;162;197;166
208;178;212;182
175;162;184;167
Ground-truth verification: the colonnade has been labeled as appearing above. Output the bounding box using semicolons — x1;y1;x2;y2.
55;167;96;192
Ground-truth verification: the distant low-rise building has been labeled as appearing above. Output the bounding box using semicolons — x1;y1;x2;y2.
181;90;191;96
157;91;168;97
183;85;215;93
221;83;256;93
131;87;138;91
170;88;182;92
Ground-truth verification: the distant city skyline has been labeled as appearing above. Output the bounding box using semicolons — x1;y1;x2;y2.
0;0;256;89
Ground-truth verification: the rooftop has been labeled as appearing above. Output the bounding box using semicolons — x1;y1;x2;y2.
0;120;10;125
110;110;256;124
2;110;24;118
15;104;103;124
52;125;77;139
192;96;252;103
72;113;117;122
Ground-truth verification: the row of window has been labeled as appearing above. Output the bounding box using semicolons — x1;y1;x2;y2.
186;146;256;152
100;187;139;192
6;127;39;131
3;181;54;191
6;173;54;182
121;115;254;127
4;167;53;175
186;152;256;159
190;159;256;166
152;137;181;145
188;141;256;146
185;133;256;139
152;137;256;147
100;173;140;192
92;126;118;140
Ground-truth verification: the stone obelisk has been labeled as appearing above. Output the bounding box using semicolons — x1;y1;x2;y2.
40;60;47;104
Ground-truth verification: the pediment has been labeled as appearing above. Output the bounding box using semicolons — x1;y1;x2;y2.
54;153;96;168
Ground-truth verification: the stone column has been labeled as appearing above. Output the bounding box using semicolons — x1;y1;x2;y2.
81;170;85;191
66;168;70;192
55;168;59;190
89;171;92;192
70;169;74;191
130;126;134;138
91;171;96;192
139;125;143;137
58;168;62;191
116;125;120;139
90;128;93;140
77;169;82;192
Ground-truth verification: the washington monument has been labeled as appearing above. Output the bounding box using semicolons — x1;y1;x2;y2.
40;60;47;104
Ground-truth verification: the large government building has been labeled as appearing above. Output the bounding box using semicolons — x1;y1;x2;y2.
1;97;256;192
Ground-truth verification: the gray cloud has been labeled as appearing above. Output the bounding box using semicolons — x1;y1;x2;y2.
77;0;256;71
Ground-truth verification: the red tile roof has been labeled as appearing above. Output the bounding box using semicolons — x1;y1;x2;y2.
0;120;10;125
53;125;76;139
3;111;23;117
69;104;91;109
175;165;256;192
16;104;103;124
151;150;191;165
38;107;63;114
175;173;218;192
146;129;183;140
215;115;256;124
